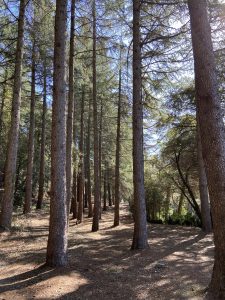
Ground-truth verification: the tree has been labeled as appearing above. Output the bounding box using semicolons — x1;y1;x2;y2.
131;0;148;249
92;0;100;232
188;0;225;297
24;39;36;214
46;0;68;267
0;0;26;229
66;0;75;216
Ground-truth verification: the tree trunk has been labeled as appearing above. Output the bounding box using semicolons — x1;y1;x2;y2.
46;0;68;267
77;87;84;223
98;98;103;219
131;0;148;250
197;123;212;233
114;60;122;227
103;169;107;211
164;187;170;222
66;0;75;217
91;0;100;232
188;0;225;297
71;168;77;219
0;0;26;229
0;70;8;135
24;41;36;214
36;61;47;210
108;181;112;207
177;191;184;216
86;95;92;217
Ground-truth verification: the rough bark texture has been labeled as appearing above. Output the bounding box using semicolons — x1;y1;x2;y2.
114;64;122;227
24;41;36;214
0;0;26;229
197;124;212;233
86;95;92;217
91;0;100;232
66;0;75;216
188;0;225;298
36;62;47;210
77;88;84;223
46;0;68;267
131;0;148;250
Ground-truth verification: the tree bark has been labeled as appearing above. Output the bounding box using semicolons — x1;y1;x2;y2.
46;0;68;267
24;41;36;214
36;61;47;210
131;0;148;250
66;0;75;217
91;0;100;232
77;87;84;223
86;95;92;217
188;0;225;297
197;123;212;233
114;61;122;227
103;169;107;211
98;98;103;219
0;0;26;229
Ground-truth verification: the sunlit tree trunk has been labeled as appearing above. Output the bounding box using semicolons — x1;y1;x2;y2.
46;0;68;267
188;0;225;297
131;0;148;250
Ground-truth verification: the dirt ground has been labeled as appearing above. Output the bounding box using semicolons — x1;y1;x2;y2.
0;204;214;300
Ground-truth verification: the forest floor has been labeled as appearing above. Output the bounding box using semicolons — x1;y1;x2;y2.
0;203;214;300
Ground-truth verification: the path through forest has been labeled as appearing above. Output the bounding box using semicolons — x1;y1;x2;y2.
0;204;214;299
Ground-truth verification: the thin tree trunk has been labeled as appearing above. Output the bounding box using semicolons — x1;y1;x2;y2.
0;0;26;229
164;187;170;222
131;0;148;249
108;180;112;207
46;0;68;267
66;0;75;217
188;0;225;297
91;0;100;232
71;168;77;219
197;123;212;233
99;98;103;219
86;95;92;217
36;61;47;210
0;70;8;135
77;88;84;223
103;169;107;211
24;41;36;214
114;60;122;227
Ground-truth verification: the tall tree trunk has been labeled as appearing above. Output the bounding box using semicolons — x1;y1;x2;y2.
46;0;68;267
0;0;26;229
131;0;148;249
36;61;47;210
77;88;84;223
108;179;112;206
114;61;122;227
91;0;100;232
197;123;212;233
66;0;75;217
24;41;36;214
98;98;103;219
86;95;92;217
188;0;225;297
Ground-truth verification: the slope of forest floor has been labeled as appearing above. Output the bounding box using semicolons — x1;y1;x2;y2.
0;203;214;300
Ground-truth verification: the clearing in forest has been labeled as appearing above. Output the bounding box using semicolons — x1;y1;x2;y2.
0;205;214;300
